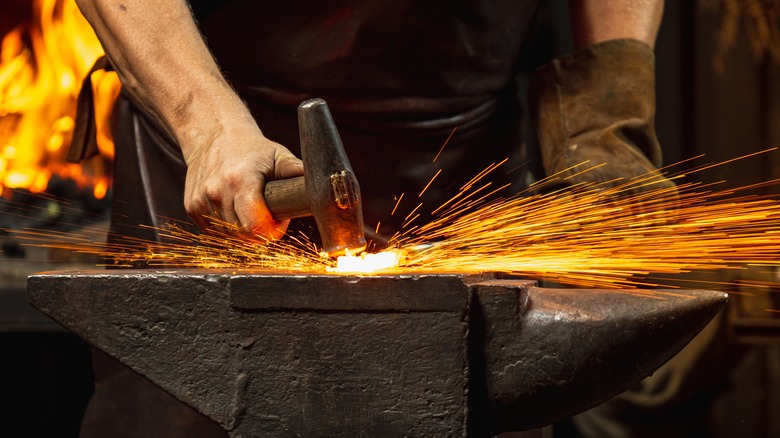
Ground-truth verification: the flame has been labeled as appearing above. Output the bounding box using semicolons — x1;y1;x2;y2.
0;0;119;199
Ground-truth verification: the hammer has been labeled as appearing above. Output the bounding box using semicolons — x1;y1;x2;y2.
262;98;366;257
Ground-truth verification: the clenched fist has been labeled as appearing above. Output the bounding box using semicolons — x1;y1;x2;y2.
181;117;303;240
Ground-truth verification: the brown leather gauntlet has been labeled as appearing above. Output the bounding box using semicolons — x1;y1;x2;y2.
531;38;675;195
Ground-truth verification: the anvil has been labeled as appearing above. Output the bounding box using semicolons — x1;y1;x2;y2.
27;271;726;437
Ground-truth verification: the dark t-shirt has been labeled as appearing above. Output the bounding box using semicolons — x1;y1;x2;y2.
195;1;539;116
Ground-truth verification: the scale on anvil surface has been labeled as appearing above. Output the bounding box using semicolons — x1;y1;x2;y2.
27;270;726;437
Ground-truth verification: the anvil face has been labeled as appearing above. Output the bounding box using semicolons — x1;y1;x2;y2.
27;271;726;437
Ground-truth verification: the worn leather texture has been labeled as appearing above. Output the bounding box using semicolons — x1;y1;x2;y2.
106;93;196;247
531;39;673;194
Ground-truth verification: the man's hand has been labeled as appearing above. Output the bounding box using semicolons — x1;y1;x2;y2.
182;120;303;239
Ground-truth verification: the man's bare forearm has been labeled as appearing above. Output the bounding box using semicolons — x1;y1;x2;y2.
76;0;304;238
75;0;252;158
569;0;664;48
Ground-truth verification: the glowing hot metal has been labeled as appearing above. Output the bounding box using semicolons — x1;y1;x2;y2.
328;250;402;273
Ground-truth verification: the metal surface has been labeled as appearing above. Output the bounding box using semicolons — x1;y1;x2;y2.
263;99;366;256
27;271;727;437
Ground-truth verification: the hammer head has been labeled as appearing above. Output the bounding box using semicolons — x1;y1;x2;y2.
299;99;366;257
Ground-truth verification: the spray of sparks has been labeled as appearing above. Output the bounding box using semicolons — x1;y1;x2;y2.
4;149;780;290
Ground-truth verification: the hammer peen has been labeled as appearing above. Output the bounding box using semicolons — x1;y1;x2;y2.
263;99;367;257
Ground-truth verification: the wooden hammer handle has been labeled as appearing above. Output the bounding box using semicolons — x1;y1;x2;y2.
264;176;311;220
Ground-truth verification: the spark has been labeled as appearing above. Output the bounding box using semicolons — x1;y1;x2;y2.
3;151;780;294
390;193;404;216
432;126;457;163
379;154;780;289
419;168;441;198
9;218;331;272
403;202;423;223
397;186;779;288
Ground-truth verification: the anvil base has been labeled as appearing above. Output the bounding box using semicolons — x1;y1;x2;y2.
27;271;727;437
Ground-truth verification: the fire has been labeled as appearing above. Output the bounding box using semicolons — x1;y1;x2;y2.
0;0;119;199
